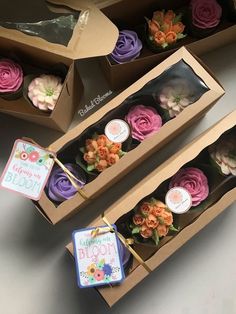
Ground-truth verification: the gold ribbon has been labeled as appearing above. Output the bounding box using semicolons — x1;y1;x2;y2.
91;214;152;273
22;137;88;200
50;155;88;200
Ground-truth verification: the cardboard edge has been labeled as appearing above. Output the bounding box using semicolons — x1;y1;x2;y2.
36;47;225;223
0;0;119;60
65;186;236;307
65;110;236;306
49;46;225;152
0;62;82;132
100;110;236;224
97;187;236;306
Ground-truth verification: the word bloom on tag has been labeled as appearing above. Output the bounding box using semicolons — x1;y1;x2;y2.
73;225;125;288
0;140;55;200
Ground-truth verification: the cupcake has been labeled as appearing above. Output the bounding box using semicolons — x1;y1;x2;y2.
145;10;186;52
28;74;63;111
80;134;126;173
110;30;142;64
226;0;236;20
117;240;132;272
189;0;222;38
159;79;195;118
46;163;86;203
0;59;23;100
125;105;162;141
129;199;176;246
209;133;236;176
169;167;209;207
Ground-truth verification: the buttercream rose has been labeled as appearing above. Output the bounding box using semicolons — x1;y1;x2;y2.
28;74;63;111
0;59;23;93
110;30;142;64
169;167;209;207
46;163;86;203
133;214;145;226
209;134;236;176
191;0;222;29
125;105;162;141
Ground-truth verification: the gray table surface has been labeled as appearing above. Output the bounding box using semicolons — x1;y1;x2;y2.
1;43;236;314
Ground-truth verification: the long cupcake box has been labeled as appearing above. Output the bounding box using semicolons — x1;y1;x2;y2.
100;0;236;90
66;110;236;307
34;47;224;224
0;0;118;131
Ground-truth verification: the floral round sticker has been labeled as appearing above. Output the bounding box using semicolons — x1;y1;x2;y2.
105;119;130;143
165;187;192;214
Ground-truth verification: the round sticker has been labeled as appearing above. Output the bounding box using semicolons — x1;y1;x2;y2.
165;187;192;214
105;119;130;143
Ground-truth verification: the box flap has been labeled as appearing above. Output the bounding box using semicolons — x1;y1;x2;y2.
0;0;118;60
91;0;122;9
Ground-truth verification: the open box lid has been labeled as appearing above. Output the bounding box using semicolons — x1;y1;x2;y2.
91;0;123;9
0;0;119;60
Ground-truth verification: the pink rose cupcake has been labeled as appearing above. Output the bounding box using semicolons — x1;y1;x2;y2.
189;0;222;38
0;59;23;100
169;167;209;207
125;105;162;142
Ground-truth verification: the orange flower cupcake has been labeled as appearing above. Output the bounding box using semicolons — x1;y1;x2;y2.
77;133;126;174
130;197;178;245
145;9;186;51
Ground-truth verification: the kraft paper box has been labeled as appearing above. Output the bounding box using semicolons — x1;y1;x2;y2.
0;0;118;131
66;110;236;307
100;0;236;90
34;47;224;224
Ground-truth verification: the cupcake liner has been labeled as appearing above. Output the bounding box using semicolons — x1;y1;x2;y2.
51;63;68;82
0;83;23;101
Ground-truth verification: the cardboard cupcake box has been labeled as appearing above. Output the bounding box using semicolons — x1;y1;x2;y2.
66;109;236;307
0;0;118;131
33;47;224;224
100;0;236;90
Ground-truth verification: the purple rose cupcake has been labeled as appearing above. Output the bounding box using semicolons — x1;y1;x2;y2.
189;0;222;38
169;167;209;207
125;105;162;141
0;59;23;100
110;30;142;64
46;163;86;203
118;240;132;271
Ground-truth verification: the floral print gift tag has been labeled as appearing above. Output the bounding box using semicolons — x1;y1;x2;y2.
73;225;125;288
0;139;55;200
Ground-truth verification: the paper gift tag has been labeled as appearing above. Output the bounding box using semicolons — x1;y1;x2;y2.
165;187;192;214
73;225;125;288
105;119;130;143
0;139;55;201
